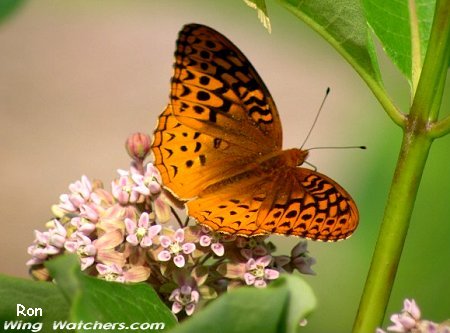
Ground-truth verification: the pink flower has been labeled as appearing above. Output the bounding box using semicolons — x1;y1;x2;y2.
46;220;67;248
217;251;279;289
379;298;450;333
132;163;162;196
240;246;268;260
79;203;100;222
132;164;171;222
243;255;279;288
402;299;421;321
58;175;93;213
125;133;152;162
96;263;150;283
70;217;96;235
111;170;141;204
64;232;97;270
157;229;196;268
388;313;416;332
199;234;224;256
26;233;59;266
387;299;421;332
26;220;67;266
236;237;270;263
96;263;126;282
274;241;316;275
291;241;316;274
169;285;200;316
69;175;92;199
125;213;161;248
418;321;450;333
198;228;224;256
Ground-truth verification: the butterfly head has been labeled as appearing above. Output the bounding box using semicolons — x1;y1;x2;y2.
284;148;309;167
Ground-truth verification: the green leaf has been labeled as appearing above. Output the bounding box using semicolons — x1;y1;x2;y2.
362;0;436;87
363;0;411;79
276;0;407;127
46;254;177;332
448;32;450;66
169;275;316;333
243;0;272;32
277;0;382;86
0;0;27;25
0;274;70;332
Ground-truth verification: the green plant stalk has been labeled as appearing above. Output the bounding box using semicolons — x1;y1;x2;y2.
431;113;450;138
353;0;450;331
410;0;450;123
352;131;432;333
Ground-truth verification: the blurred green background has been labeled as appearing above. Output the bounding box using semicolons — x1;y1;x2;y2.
0;1;448;332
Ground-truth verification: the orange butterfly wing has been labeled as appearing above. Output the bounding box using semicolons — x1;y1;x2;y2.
170;24;282;153
152;105;269;198
153;23;282;198
151;24;359;241
259;167;358;240
185;158;358;240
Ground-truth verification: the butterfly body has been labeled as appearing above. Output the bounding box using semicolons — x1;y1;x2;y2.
196;148;305;194
151;24;359;241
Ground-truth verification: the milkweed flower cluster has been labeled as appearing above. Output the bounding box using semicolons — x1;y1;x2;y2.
377;299;450;333
26;133;316;320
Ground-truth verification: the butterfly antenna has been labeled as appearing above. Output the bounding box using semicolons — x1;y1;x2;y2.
308;146;367;150
300;87;330;150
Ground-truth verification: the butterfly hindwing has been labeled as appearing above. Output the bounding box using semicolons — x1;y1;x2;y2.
258;167;359;241
186;164;359;241
186;168;275;236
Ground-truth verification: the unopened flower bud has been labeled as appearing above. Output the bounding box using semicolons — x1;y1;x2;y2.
126;133;151;161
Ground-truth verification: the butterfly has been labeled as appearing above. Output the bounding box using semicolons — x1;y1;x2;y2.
151;23;359;241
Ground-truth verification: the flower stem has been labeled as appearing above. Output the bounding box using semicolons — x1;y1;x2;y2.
430;114;450;138
353;132;432;333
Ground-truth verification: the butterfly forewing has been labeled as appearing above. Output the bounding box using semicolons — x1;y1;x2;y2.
153;105;264;198
170;23;282;153
151;24;360;241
